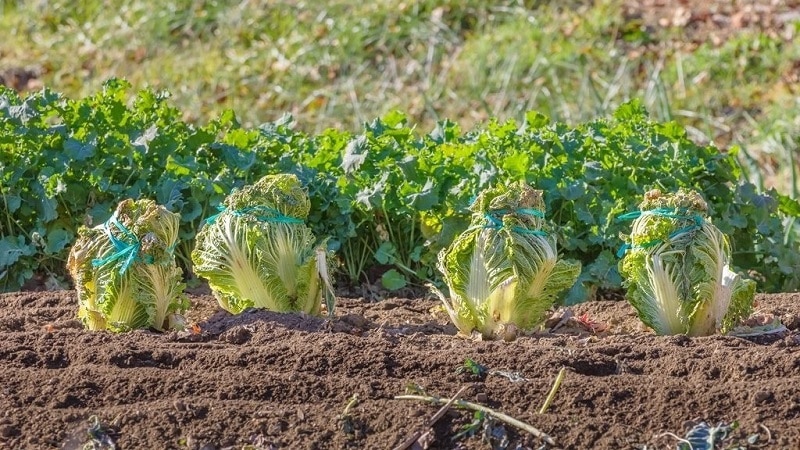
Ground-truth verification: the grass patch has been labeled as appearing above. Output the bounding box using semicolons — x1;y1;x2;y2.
1;0;798;193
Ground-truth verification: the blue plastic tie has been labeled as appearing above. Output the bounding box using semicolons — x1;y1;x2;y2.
616;208;705;257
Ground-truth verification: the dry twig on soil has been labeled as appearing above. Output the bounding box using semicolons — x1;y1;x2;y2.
394;388;556;446
538;366;567;414
392;386;468;450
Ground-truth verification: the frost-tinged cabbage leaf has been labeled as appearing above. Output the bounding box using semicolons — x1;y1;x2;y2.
67;199;188;332
431;182;580;340
192;174;335;315
618;189;756;336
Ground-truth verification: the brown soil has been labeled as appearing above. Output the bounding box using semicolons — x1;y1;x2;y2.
1;291;799;450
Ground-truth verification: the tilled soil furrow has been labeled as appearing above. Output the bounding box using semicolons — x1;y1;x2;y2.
1;290;799;449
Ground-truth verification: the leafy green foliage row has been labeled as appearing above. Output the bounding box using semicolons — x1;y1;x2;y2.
2;80;798;299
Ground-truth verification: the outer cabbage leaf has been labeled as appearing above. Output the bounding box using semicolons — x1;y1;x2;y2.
508;227;582;332
95;267;150;332
70;225;114;330
620;240;693;335
432;227;507;337
687;223;756;336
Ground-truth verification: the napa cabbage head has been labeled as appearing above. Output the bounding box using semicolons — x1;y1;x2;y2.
431;182;581;340
618;189;756;336
67;199;187;332
191;174;335;315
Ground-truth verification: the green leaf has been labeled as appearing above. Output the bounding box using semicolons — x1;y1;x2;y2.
38;196;58;223
381;110;407;128
8;101;37;124
429;119;460;143
501;152;529;178
583;161;604;182
45;227;73;255
224;128;253;149
677;421;737;450
3;194;21;213
217;108;240;127
131;125;158;153
355;173;387;209
166;155;192;176
64;136;97;160
380;269;407;291
575;204;594;225
156;179;186;211
374;241;395;265
613;99;647;121
587;250;621;288
408;179;439;211
523;111;550;130
88;203;113;227
0;235;34;269
562;181;585;201
777;193;800;217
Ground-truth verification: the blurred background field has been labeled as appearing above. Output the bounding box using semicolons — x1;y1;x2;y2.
1;0;799;193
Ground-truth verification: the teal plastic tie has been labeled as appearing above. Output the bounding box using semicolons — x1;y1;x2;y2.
489;207;545;219
514;207;545;218
483;207;548;237
203;204;228;225
91;216;152;274
205;204;304;225
616;208;705;257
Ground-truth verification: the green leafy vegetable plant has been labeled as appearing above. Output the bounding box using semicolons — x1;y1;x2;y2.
432;182;580;340
618;189;756;336
456;358;489;380
3;82;800;300
191;174;335;315
67;199;187;332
